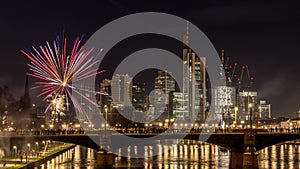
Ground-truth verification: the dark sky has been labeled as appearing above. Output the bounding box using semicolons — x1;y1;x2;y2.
0;0;299;117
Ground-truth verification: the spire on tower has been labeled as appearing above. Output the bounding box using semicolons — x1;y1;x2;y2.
20;74;31;110
184;21;189;47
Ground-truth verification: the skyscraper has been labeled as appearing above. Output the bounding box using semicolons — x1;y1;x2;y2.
99;79;112;108
238;91;257;123
212;86;236;121
258;100;271;119
132;83;147;111
154;70;175;120
182;22;207;122
111;74;132;107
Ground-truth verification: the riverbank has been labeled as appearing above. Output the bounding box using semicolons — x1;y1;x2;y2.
0;143;76;169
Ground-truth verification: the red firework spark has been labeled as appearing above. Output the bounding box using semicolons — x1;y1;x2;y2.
21;36;104;116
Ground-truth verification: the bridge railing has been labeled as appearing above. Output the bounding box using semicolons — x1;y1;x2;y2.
3;126;299;136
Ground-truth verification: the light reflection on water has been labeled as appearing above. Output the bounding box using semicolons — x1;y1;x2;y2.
35;140;230;169
259;142;300;169
35;140;300;169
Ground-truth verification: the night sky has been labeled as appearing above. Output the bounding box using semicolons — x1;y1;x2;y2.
0;0;299;117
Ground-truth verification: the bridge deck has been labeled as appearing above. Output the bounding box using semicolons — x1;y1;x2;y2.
1;131;300;152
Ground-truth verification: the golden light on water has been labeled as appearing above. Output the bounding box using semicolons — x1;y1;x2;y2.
36;140;300;168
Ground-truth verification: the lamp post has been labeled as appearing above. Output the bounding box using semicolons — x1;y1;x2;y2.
13;146;17;157
165;119;169;128
234;106;238;124
103;105;108;150
35;142;39;156
104;105;108;131
249;103;253;138
27;143;30;149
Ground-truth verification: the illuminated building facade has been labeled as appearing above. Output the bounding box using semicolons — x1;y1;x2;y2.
237;91;257;123
154;70;175;121
258;99;271;119
111;74;132;108
132;83;147;111
169;92;188;121
212;86;236;123
182;47;206;122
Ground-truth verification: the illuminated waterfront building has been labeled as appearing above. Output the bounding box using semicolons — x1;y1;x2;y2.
258;99;271;119
212;86;236;123
99;79;112;108
237;91;257;123
111;74;132;108
169;92;188;121
182;23;206;122
132;83;147;111
154;70;175;121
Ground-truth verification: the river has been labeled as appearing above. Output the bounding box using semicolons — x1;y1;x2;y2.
35;140;300;169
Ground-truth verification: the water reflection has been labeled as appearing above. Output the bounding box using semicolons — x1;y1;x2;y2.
259;141;300;169
36;140;230;169
36;140;300;169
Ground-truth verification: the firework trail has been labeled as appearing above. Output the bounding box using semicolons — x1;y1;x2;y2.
21;35;104;120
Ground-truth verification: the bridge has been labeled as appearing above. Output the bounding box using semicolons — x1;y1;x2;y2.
2;130;300;169
2;130;300;153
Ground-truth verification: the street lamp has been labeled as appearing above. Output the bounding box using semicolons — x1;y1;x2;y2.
241;120;245;128
104;105;108;130
35;142;39;153
234;106;238;124
13;146;17;157
27;143;30;152
165;119;169;128
102;105;108;150
248;103;253;138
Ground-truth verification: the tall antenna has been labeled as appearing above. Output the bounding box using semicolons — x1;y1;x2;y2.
184;21;189;46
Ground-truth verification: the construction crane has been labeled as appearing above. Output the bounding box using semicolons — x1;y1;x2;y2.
221;49;225;64
225;57;230;67
230;63;237;80
219;49;255;90
245;65;254;89
239;66;245;81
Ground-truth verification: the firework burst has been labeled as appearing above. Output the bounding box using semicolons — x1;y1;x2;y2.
21;35;104;116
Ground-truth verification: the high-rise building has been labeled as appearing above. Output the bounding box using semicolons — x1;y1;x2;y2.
212;86;236;123
132;83;147;111
182;23;206;122
237;91;257;123
169;92;188;121
111;74;132;107
258;99;271;119
99;79;112;108
154;70;175;120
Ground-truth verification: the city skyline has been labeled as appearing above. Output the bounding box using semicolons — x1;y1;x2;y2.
0;1;300;117
1;1;300;169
